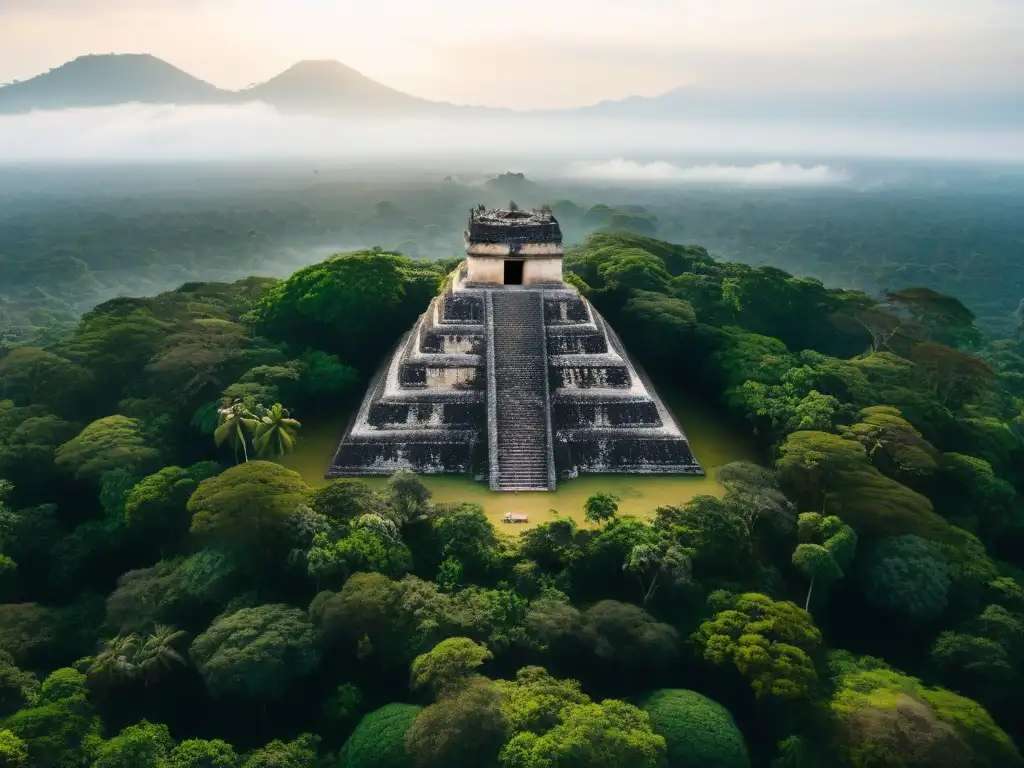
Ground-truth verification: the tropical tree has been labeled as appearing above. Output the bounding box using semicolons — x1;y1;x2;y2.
0;650;39;718
38;668;87;703
410;638;492;697
123;462;222;552
189;604;320;705
135;625;188;700
337;703;421;768
2;688;101;768
828;652;1022;767
88;626;187;703
624;542;692;606
89;633;140;686
214;401;259;464
637;689;751;768
168;738;239;768
187;462;309;556
0;729;29;767
253;403;301;458
92;720;173;768
239;734;319;768
791;513;857;611
693;593;822;701
404;676;509;768
583;492;620;525
860;534;951;623
500;698;666;768
388;470;431;522
53;415;160;482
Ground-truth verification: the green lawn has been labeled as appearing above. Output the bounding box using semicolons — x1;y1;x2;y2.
277;386;758;529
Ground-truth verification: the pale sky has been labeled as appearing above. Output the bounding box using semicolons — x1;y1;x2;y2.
0;0;1021;109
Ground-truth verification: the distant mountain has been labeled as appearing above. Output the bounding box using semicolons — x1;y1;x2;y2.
558;86;1024;129
0;55;501;117
0;54;229;113
239;60;486;115
1;54;1017;129
481;171;541;200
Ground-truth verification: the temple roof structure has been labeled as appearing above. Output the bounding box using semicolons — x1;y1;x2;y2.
466;206;562;245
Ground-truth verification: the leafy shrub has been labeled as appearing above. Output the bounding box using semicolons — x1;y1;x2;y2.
337;703;422;768
637;689;751;768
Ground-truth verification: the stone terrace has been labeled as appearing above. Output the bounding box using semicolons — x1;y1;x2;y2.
328;266;702;485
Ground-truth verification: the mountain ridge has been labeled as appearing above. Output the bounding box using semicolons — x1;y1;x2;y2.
0;53;516;116
0;54;231;113
1;53;1018;129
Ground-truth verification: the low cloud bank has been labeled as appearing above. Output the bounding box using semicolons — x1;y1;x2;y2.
565;158;850;185
0;102;1021;163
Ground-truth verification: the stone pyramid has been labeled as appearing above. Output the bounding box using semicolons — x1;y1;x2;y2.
328;207;702;490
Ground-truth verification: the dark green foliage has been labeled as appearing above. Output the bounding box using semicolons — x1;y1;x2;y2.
0;348;93;418
637;689;751;768
828;653;1023;767
299;351;360;399
617;292;698;368
0;216;1022;767
321;683;362;729
654;496;750;579
694;593;822;700
0;729;29;767
93;720;173;768
403;677;508;768
190;604;320;701
187;461;308;554
54;415;160;482
337;703;421;768
240;734;318;768
410;638;492;696
247;251;443;367
860;535;952;622
0;652;38;719
0;603;57;668
169;738;239;768
425;503;497;579
577;600;679;671
583;492;619;525
308;480;381;523
307;516;413;588
1;691;100;768
38;668;85;703
124;462;222;551
931;452;1018;542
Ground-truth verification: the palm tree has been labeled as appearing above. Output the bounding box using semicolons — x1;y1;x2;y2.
253;403;302;458
215;400;259;463
89;633;140;685
135;625;188;705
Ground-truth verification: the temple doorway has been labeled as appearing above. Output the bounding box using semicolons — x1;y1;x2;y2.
504;260;524;285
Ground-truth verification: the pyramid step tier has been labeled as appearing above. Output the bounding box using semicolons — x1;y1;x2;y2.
329;270;703;488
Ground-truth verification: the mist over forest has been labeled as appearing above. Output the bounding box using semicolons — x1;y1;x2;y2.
1;102;1022;163
2;153;1022;348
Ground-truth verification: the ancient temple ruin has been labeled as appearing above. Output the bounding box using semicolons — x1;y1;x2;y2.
328;206;703;491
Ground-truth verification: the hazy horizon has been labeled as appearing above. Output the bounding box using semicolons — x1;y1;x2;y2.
0;103;1021;166
1;1;1021;109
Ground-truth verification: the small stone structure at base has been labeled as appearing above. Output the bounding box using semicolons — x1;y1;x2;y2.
328;207;702;491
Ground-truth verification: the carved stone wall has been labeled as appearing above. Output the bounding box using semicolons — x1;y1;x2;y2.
329;267;702;485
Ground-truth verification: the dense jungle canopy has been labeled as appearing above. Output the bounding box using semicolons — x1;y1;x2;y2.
0;222;1023;766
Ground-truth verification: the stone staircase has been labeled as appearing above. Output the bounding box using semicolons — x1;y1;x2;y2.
488;291;555;491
